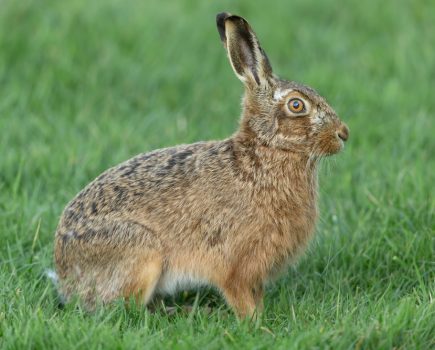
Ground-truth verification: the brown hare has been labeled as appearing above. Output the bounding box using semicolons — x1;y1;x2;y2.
53;12;349;318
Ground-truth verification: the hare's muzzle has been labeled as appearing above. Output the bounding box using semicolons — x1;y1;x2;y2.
337;123;349;142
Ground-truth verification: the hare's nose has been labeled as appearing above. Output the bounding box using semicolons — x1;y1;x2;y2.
337;123;349;142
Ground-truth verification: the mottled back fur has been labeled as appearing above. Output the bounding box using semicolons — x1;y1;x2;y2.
54;12;349;318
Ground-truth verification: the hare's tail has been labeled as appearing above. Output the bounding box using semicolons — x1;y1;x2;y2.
45;269;65;307
45;268;58;285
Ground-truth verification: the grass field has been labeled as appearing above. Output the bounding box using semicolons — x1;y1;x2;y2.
1;0;434;348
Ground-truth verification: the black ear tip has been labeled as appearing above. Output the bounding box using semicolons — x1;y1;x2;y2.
216;12;231;26
216;12;231;41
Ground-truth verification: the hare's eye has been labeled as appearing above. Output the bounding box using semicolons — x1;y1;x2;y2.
288;98;305;113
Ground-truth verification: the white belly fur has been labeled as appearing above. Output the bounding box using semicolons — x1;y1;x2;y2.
156;270;207;295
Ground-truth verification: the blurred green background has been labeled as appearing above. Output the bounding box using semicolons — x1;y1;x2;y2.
0;0;434;348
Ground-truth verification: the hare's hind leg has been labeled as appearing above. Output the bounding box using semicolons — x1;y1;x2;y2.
55;219;163;308
123;254;163;306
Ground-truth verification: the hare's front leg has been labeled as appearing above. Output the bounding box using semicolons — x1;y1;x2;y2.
219;280;264;319
252;284;264;312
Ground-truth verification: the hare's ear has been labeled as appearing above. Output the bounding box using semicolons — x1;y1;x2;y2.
216;12;273;87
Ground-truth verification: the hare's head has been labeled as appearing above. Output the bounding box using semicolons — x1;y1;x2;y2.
217;13;349;157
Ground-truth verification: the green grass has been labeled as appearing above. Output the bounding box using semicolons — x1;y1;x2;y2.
1;0;434;348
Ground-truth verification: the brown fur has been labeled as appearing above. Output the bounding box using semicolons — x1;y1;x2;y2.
54;12;349;318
